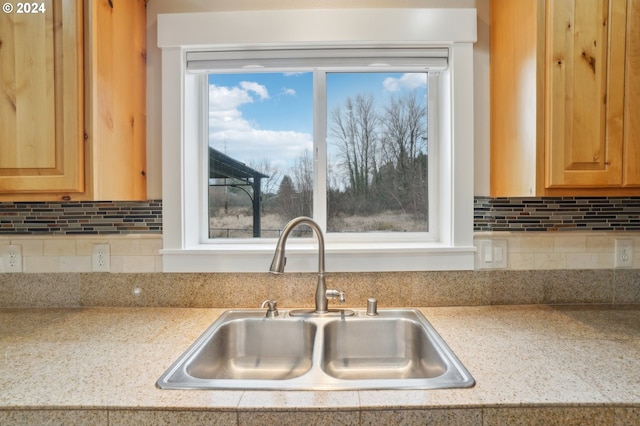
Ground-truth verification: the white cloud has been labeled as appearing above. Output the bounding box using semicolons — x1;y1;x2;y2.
281;88;296;96
208;82;311;169
239;81;269;100
208;85;254;110
382;73;427;92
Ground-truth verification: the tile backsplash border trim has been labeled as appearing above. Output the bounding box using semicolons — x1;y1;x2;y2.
1;196;640;235
0;200;162;235
474;196;640;232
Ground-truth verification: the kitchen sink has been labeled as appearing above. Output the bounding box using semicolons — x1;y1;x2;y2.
186;317;316;380
156;309;474;390
321;316;447;380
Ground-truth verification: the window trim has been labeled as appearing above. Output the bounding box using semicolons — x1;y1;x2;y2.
158;8;477;272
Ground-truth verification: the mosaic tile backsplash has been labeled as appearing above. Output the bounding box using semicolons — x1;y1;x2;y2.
1;197;639;234
474;197;640;232
0;201;162;234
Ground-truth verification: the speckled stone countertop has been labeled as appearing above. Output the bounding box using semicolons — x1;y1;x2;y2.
1;305;639;425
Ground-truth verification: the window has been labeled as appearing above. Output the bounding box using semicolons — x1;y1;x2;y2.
207;71;314;239
326;72;431;235
158;8;477;272
207;70;434;239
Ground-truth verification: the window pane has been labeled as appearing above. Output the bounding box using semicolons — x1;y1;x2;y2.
326;73;429;233
208;72;313;238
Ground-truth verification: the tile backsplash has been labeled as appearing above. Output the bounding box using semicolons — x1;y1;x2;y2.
3;197;639;235
474;231;640;270
0;235;163;273
0;201;162;235
474;196;640;232
1;197;639;273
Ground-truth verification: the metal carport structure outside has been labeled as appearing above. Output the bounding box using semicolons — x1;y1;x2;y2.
208;147;268;237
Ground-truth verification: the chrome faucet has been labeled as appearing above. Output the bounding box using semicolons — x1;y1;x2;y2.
270;216;352;316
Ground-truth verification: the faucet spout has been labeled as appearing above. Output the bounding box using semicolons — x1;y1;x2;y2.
269;216;338;315
269;247;286;274
270;216;324;274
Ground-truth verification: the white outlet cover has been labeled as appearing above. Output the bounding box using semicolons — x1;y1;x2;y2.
92;243;111;272
615;239;633;268
3;244;23;273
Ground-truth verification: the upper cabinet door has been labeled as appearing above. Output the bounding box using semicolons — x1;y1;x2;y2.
87;0;147;200
545;0;626;188
0;0;84;197
624;0;640;187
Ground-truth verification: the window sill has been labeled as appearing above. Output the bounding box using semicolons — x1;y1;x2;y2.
162;243;475;272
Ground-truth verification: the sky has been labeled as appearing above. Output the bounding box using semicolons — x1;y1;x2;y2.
207;71;427;180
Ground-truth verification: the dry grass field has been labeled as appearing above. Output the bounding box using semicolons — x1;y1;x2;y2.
210;208;426;238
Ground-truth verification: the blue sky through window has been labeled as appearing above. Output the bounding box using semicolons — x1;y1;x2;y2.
208;72;427;178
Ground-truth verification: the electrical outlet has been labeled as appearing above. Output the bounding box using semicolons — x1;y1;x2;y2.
92;243;111;272
615;239;633;268
3;245;23;273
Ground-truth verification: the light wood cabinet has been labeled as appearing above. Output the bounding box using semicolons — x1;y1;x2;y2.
0;0;146;201
0;0;84;198
85;0;147;200
624;0;640;186
491;0;640;196
545;0;626;188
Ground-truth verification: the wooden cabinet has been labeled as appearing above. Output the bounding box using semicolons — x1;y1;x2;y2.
491;0;640;196
625;0;640;186
0;0;84;198
546;0;626;188
0;0;146;201
85;0;147;200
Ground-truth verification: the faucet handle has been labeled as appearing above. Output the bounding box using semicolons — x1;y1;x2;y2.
325;289;346;304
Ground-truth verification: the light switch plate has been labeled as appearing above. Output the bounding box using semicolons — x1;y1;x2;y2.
477;239;507;269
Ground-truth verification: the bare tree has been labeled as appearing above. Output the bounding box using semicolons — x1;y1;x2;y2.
329;94;380;198
290;150;313;216
380;91;427;177
249;158;282;197
328;89;429;226
276;174;299;219
379;91;428;217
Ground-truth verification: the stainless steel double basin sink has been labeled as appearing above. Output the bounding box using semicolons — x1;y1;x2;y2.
156;309;474;390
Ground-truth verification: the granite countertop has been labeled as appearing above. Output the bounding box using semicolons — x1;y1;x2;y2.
1;305;639;424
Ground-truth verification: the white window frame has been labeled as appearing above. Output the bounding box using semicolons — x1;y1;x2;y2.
158;8;477;273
